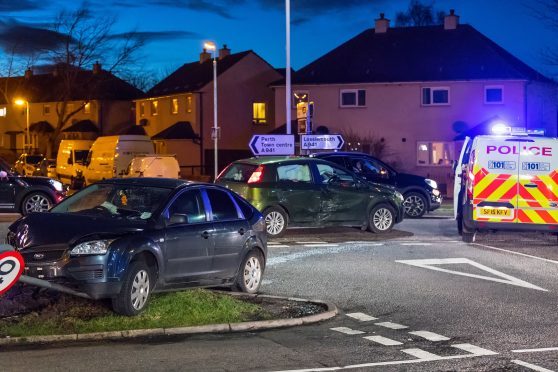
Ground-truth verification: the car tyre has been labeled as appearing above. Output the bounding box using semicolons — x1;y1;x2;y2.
368;204;396;233
21;192;53;215
263;206;288;237
403;192;427;218
233;249;264;294
461;219;476;243
112;260;153;316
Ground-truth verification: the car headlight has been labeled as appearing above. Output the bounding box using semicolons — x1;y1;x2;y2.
70;239;114;256
396;191;404;202
49;179;64;192
425;179;438;189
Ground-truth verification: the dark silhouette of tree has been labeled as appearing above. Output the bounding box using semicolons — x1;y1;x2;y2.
395;0;446;27
528;0;558;77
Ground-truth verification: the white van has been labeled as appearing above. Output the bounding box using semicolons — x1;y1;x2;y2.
125;155;180;178
454;130;558;242
56;140;94;186
82;135;154;185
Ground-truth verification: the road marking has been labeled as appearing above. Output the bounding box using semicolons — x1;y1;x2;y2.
473;243;558;265
363;335;402;346
268;244;290;248
345;312;377;321
374;322;408;330
330;327;365;335
401;348;441;360
409;331;450;342
396;257;547;291
511;360;555;372
296;241;325;244
512;347;558;353
400;243;432;246
303;244;339;247
451;343;498;356
267;246;349;266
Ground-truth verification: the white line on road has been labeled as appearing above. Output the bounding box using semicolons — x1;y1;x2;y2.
511;360;555;372
345;312;377;321
296;241;325;244
409;331;450;342
330;327;365;335
267;245;349;266
268;244;290;248
401;348;441;360
512;347;558;353
400;243;432;246
473;243;558;265
363;335;402;346
451;343;498;356
374;322;408;330
303;244;339;247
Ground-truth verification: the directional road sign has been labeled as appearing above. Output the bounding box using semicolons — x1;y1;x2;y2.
249;135;295;156
301;134;344;150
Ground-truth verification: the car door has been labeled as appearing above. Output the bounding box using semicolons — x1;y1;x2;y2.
350;156;396;187
273;161;320;223
204;187;250;280
0;176;17;210
314;162;369;224
163;189;214;283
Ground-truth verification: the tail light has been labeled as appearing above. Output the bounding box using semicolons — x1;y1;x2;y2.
248;165;264;184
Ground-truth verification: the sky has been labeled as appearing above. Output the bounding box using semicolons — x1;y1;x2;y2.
0;0;557;83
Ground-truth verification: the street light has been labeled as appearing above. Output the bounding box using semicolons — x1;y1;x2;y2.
204;41;219;180
14;99;30;151
285;0;291;135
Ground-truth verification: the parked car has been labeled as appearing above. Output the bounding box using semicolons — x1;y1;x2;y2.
13;154;46;176
311;152;442;218
7;178;267;316
33;159;57;178
125;155;180;178
215;156;405;237
0;158;66;215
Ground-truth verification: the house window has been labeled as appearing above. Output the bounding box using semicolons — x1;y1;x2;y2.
0;107;6;117
140;102;145;117
485;86;503;104
67;103;75;112
187;96;192;113
171;98;178;114
83;102;91;114
151;100;158;116
417;141;455;166
293;91;309;106
422;87;450;106
252;102;266;124
43;105;51;115
340;89;366;107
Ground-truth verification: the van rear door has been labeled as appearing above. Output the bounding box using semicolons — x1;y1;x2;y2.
516;138;558;225
472;137;519;223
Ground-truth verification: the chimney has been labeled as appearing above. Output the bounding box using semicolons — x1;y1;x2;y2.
200;48;211;63
24;68;33;79
219;44;230;59
93;61;102;74
375;13;390;33
444;9;459;30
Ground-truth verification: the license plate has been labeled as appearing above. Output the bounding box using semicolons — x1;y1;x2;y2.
478;207;512;217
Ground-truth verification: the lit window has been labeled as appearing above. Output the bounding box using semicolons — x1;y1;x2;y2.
171;98;178;114
140;102;145;116
151;100;158;116
340;89;366;107
422;87;450;106
67;103;75;112
187;96;192;113
43;105;51;115
417;141;455;166
84;102;91;114
0;107;6;117
485;86;503;104
253;103;266;124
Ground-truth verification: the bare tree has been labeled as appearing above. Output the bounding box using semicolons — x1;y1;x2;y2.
528;0;558;76
395;0;446;27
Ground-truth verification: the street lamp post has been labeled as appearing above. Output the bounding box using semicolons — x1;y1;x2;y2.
285;0;291;135
14;99;30;151
204;41;219;180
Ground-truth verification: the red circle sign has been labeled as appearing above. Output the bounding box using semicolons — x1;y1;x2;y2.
0;250;24;296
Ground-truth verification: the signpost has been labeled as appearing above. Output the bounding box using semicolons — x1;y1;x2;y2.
300;134;344;151
249;135;295;156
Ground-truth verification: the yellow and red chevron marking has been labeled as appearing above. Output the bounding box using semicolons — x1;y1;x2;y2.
472;166;518;222
517;209;558;224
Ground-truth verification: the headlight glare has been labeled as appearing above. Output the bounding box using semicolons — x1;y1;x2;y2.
50;179;64;192
425;178;438;189
70;239;113;256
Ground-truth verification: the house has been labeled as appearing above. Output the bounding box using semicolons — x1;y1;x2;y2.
272;10;558;195
134;46;283;179
0;63;142;158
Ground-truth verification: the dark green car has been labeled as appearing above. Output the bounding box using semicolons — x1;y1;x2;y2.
215;157;405;237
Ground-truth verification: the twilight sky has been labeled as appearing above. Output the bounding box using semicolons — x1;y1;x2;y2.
0;0;557;81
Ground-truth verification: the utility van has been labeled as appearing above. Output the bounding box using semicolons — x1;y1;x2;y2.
82;135;154;186
56;140;94;187
454;132;558;242
125;155;180;178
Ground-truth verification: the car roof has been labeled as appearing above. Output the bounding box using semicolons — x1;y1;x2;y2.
231;156;309;165
99;177;195;189
311;151;375;158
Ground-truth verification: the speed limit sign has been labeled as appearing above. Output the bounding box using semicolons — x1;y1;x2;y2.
0;249;24;295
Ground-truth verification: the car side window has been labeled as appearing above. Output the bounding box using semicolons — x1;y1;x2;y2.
316;163;356;188
276;163;312;183
206;188;240;221
167;190;206;224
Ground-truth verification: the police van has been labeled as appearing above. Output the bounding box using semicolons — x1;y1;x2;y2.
454;128;558;242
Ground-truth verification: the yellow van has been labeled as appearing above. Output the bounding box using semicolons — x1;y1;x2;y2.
56;140;94;187
125;155;180;178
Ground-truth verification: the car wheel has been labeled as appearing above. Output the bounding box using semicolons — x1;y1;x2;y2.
403;192;427;218
461;218;476;243
368;204;396;233
263;206;288;237
21;193;53;215
234;250;264;294
112;260;152;316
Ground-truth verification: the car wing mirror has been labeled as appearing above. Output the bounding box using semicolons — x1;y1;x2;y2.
169;213;189;225
68;156;73;165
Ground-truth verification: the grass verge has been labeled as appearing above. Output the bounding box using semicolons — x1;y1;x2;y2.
0;289;271;338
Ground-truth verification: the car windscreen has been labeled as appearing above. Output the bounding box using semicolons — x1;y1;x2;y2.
26;156;44;164
50;183;171;219
217;163;257;183
74;150;89;163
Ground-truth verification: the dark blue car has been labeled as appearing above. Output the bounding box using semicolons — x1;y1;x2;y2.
7;178;267;316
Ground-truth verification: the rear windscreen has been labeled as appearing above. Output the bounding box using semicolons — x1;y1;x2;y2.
217;163;257;182
26;156;44;164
